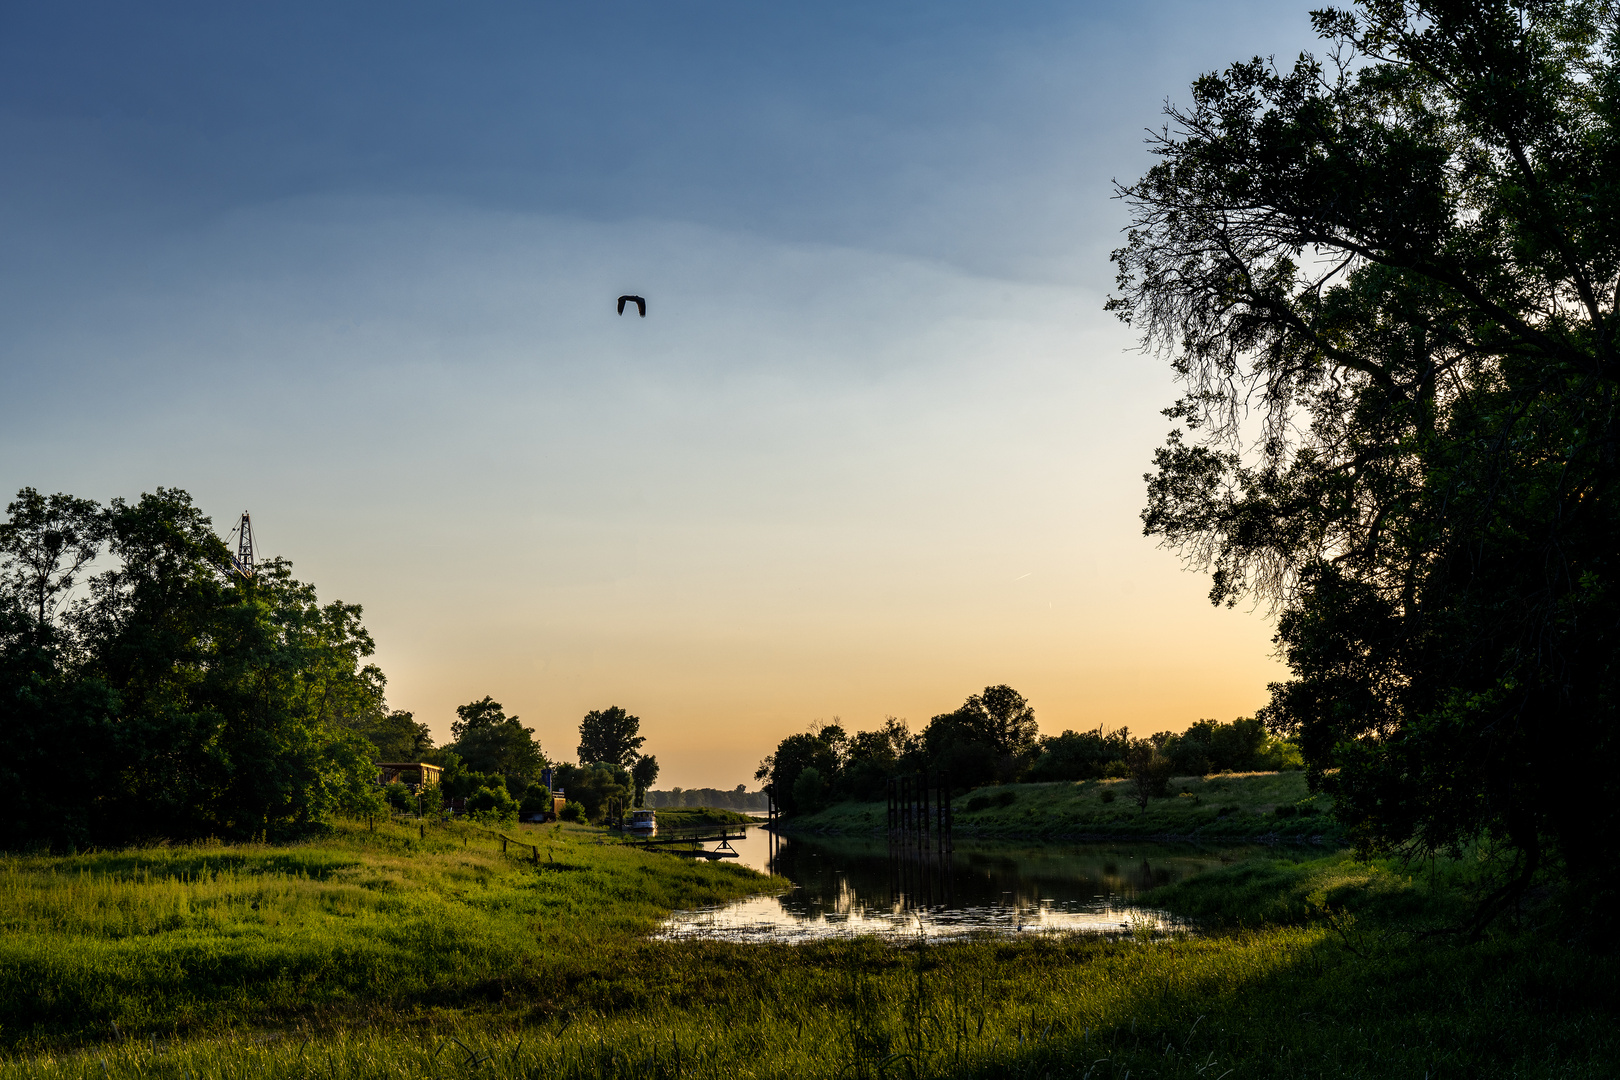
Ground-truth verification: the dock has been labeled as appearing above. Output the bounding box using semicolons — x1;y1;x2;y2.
623;828;746;859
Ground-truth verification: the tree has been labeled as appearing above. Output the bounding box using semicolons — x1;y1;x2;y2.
449;697;545;787
757;724;846;816
0;488;104;644
1112;0;1620;917
0;487;386;848
923;686;1039;784
630;755;660;807
354;710;435;762
792;766;826;815
838;716;915;801
553;761;631;823
1127;744;1175;812
1025;726;1133;782
577;705;646;766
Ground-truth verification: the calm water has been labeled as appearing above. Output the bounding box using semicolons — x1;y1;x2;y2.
655;827;1252;942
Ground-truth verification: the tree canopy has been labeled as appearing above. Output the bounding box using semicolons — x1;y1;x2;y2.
0;487;385;848
447;696;546;787
1112;0;1620;917
576;705;645;767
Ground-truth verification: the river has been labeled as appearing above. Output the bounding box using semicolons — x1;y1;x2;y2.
655;824;1258;942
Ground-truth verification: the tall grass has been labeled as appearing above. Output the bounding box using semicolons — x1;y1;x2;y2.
0;819;1612;1078
0;818;779;1043
5;927;1614;1078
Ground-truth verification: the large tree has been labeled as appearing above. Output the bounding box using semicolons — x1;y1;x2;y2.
448;696;545;786
576;705;645;767
1113;0;1620;919
922;685;1039;785
0;487;383;848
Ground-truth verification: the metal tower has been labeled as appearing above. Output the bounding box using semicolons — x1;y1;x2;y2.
233;512;255;579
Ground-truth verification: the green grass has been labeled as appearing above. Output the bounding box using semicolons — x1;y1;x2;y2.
790;771;1337;841
1;815;1614;1078
0;817;780;1045
1142;847;1485;931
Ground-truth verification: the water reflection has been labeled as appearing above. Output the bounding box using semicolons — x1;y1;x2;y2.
656;829;1245;942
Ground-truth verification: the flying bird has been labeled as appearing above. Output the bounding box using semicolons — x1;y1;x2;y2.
617;295;646;317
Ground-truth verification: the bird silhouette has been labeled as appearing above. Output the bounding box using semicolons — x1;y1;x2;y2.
617;295;646;317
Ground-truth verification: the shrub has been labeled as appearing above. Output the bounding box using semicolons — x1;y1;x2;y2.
519;784;553;816
382;782;415;812
1100;788;1117;804
559;801;584;823
1273;804;1297;818
466;785;518;816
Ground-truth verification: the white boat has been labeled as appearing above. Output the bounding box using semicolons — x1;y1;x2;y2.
627;808;657;837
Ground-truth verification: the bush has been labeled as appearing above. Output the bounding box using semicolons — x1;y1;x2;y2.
519;784;553;816
1273;804;1298;818
466;785;518;817
559;801;584;823
1100;788;1117;804
382;782;415;812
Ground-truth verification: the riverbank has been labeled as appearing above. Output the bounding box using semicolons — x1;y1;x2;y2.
784;771;1339;842
0;816;781;1047
2;817;1613;1078
648;806;756;829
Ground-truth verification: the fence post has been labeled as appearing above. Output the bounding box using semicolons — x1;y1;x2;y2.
419;823;425;840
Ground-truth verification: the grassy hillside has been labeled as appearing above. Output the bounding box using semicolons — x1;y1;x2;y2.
787;772;1337;841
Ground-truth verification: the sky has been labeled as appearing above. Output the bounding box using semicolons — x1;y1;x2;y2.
0;0;1323;788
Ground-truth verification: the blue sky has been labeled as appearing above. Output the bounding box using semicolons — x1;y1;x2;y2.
1;1;1316;785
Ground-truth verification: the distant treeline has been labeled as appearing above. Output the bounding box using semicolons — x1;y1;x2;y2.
644;786;768;810
758;685;1302;816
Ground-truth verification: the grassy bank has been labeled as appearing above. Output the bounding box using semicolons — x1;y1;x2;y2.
0;817;778;1045
788;771;1337;841
2;817;1614;1078
647;807;756;830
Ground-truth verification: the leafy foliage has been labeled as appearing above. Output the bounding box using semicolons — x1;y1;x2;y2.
629;755;659;807
447;697;546;787
1113;0;1620;915
553;761;631;823
0;488;387;848
576;705;645;767
349;710;434;762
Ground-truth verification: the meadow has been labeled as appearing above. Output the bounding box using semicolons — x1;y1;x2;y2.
790;772;1339;842
0;816;1613;1079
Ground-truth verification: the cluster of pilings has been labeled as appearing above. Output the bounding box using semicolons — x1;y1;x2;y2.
886;771;954;911
887;771;953;854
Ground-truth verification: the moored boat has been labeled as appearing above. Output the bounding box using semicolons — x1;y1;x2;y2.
628;808;657;837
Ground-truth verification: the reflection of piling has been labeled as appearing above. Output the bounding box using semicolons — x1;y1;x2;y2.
888;840;954;912
885;771;954;913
